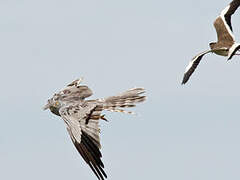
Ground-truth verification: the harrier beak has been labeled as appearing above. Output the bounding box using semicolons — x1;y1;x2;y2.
43;103;50;110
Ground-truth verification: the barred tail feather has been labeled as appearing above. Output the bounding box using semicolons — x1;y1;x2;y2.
100;88;146;114
103;108;136;115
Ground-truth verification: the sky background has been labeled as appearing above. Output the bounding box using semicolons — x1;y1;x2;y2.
1;0;240;179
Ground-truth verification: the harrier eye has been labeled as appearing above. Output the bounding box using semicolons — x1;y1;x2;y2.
55;101;59;106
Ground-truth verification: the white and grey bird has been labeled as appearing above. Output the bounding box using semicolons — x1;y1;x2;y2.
43;78;146;180
182;0;240;84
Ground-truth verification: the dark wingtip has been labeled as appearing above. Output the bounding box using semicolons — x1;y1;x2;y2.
228;44;240;60
72;130;107;180
181;75;188;85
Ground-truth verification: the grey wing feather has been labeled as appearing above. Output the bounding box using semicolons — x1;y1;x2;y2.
59;104;107;180
57;78;93;102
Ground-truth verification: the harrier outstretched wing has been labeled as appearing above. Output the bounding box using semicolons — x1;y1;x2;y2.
59;102;107;180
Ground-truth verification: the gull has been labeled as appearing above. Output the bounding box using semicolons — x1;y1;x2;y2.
182;0;240;84
43;78;146;180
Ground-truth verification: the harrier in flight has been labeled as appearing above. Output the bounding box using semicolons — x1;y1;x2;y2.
43;78;146;179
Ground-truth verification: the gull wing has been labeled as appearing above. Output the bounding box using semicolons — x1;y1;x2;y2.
182;50;213;84
214;17;234;44
214;0;240;43
222;0;240;31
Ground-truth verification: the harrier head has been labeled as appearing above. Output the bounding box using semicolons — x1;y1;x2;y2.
43;77;93;115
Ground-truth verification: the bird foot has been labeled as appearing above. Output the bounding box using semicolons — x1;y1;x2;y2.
100;114;108;122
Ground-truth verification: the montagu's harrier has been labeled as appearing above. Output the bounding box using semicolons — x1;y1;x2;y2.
43;78;146;179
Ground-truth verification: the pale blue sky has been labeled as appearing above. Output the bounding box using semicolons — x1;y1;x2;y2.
1;0;240;179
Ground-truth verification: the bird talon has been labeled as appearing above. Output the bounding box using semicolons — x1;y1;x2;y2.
101;115;108;122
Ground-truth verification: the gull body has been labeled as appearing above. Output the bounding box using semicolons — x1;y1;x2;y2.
182;0;240;84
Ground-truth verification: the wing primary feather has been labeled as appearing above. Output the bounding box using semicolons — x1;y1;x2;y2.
71;138;101;179
182;50;213;84
81;131;107;179
81;132;104;167
223;0;240;31
81;144;105;180
68;128;106;179
80;144;103;180
82;131;102;157
182;55;203;84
